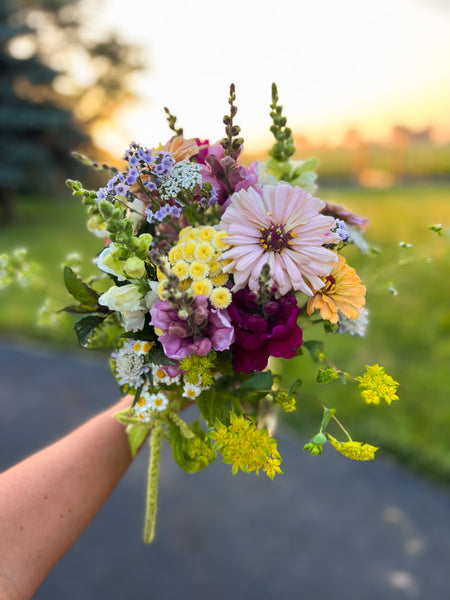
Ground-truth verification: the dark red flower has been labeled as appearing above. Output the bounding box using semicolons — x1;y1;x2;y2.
228;288;303;373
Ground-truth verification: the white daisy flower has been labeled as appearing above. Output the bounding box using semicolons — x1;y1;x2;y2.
182;382;202;400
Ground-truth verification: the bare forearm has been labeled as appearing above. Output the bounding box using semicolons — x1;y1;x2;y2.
0;395;133;600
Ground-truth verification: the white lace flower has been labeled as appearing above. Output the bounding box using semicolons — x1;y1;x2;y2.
113;346;149;387
159;161;202;200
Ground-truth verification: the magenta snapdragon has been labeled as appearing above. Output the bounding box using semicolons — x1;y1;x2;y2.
150;295;235;361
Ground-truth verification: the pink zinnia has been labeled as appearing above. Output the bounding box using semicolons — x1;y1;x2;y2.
219;184;340;297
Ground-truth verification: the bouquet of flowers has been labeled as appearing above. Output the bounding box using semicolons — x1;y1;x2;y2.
65;84;398;543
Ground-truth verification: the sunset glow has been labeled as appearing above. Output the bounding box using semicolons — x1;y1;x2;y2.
88;0;450;153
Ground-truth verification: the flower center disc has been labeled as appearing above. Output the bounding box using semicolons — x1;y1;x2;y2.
260;222;293;253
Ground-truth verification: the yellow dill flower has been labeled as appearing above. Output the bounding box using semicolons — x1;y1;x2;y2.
273;391;296;412
180;353;216;386
179;277;192;292
210;414;283;478
172;260;190;280
189;261;210;280
328;436;378;461
210;286;232;309
182;240;197;261
195;242;215;263
191;278;213;297
358;364;399;405
198;226;216;242
154;327;164;336
211;272;228;286
212;231;230;251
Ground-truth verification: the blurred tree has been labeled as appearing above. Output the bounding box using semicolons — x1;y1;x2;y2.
0;0;145;223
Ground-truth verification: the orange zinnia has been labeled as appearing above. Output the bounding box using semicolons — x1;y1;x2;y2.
163;136;201;163
306;254;365;324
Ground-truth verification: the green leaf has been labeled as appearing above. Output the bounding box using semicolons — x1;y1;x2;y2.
147;343;176;366
303;340;323;363
131;385;144;407
60;304;103;314
126;422;152;458
288;378;302;395
74;315;105;346
196;388;227;424
320;407;336;431
64;266;99;306
169;421;216;473
238;371;273;397
291;157;318;177
311;432;327;445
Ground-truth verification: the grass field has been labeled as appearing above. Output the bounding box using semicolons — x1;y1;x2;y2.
1;185;449;482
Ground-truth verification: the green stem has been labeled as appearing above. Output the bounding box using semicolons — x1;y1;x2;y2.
143;424;163;544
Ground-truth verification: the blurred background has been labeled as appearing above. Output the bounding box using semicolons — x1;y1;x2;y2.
1;0;450;596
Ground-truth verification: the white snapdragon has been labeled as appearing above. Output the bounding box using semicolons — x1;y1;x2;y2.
99;284;147;332
96;244;126;281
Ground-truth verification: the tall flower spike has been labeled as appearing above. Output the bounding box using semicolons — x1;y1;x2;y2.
220;83;244;158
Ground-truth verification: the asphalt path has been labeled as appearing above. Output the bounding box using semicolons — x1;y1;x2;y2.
1;339;450;599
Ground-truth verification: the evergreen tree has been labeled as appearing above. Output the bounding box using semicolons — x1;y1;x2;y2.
0;0;87;221
0;0;144;222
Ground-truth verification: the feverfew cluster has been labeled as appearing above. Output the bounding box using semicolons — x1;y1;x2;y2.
64;83;397;544
159;225;232;309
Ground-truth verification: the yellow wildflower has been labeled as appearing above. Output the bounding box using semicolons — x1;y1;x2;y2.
194;242;215;263
211;272;228;286
212;231;230;251
185;228;199;241
172;260;190;280
189;261;210;280
198;226;216;242
358;364;399;405
191;279;213;297
210;414;283;479
210;287;232;309
179;226;192;240
182;240;197;261
328;435;378;461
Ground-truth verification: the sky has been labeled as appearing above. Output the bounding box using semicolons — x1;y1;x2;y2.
88;0;450;153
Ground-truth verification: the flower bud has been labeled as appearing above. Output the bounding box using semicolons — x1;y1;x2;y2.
124;257;146;279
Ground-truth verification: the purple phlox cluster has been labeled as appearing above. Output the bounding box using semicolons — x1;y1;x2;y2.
228;287;303;373
145;203;182;224
153;152;175;177
200;142;260;206
333;219;349;242
150;295;235;361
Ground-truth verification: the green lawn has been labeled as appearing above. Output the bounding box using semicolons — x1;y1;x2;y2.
280;184;450;483
1;185;449;482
